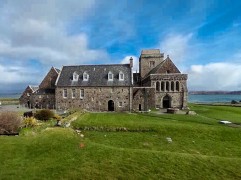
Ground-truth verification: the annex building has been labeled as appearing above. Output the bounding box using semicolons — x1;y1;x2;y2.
20;49;188;112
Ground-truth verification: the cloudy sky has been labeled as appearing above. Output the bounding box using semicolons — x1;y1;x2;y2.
0;0;241;92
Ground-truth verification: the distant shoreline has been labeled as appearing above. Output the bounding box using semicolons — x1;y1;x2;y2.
189;91;241;95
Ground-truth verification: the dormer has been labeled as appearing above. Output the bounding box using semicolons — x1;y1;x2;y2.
83;71;89;81
73;71;79;81
119;71;124;81
108;71;113;81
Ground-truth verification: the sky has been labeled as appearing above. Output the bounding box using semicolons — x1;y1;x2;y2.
0;0;241;93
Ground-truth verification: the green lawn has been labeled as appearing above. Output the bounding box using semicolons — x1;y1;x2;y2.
0;104;241;179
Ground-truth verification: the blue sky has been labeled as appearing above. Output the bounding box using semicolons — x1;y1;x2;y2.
0;0;241;92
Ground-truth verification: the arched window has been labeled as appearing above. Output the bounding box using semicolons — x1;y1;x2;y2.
161;81;165;91
108;71;113;81
166;81;169;91
156;81;160;92
73;72;79;81
83;71;89;81
119;71;124;81
176;81;180;91
171;81;174;91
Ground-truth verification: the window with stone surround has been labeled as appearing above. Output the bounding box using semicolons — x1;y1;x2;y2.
80;89;84;99
108;71;113;81
156;81;160;92
72;89;76;98
63;89;67;98
83;71;89;81
166;81;169;91
171;81;174;91
149;61;155;67
73;72;79;81
176;81;180;91
119;102;123;107
119;71;124;81
161;81;165;91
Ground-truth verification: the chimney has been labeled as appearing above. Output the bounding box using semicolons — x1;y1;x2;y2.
130;57;133;68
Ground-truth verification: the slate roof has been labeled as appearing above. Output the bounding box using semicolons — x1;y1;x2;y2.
56;64;132;87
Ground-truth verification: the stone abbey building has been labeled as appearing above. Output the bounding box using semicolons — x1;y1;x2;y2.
20;49;188;111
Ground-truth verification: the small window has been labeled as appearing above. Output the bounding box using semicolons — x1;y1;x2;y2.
27;93;30;97
119;102;123;107
99;88;102;92
171;81;174;91
63;89;67;98
39;95;41;99
73;72;79;81
176;81;180;91
150;61;155;67
166;81;169;91
83;72;89;81
156;81;160;92
108;71;113;81
72;89;76;98
161;81;165;91
119;71;124;81
80;89;84;99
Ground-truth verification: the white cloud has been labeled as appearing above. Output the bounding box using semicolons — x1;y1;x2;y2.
187;62;241;91
121;56;139;72
0;0;112;90
160;33;193;64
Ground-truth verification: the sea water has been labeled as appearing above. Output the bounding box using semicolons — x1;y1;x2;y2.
188;94;241;103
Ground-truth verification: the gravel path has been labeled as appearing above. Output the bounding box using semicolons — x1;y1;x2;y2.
0;105;30;112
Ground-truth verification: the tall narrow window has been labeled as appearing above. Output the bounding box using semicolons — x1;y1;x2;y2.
72;89;76;98
83;71;89;81
176;81;180;91
80;89;84;99
156;81;160;92
166;81;169;91
119;71;124;81
63;89;67;98
171;81;174;91
108;71;113;81
150;61;155;67
161;81;165;91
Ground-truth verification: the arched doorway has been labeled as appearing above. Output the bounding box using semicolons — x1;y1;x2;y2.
108;100;114;111
162;95;171;108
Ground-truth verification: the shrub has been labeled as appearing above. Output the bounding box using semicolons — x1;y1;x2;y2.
34;109;54;121
53;114;62;121
0;112;21;134
23;117;37;127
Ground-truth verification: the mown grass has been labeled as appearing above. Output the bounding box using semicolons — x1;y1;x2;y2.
0;104;241;179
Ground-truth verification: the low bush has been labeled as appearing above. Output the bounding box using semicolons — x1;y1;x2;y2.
34;109;54;121
23;117;37;127
0;112;21;134
53;114;62;121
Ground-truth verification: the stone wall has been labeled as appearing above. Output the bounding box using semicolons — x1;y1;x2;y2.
150;74;188;109
132;87;155;111
19;86;33;107
139;56;164;78
39;67;58;89
30;94;55;109
55;86;131;112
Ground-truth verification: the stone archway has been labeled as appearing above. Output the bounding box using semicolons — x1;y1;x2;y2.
162;95;171;108
108;100;114;111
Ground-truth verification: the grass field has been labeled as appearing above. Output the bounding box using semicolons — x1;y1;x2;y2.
0;98;19;105
0;104;241;179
